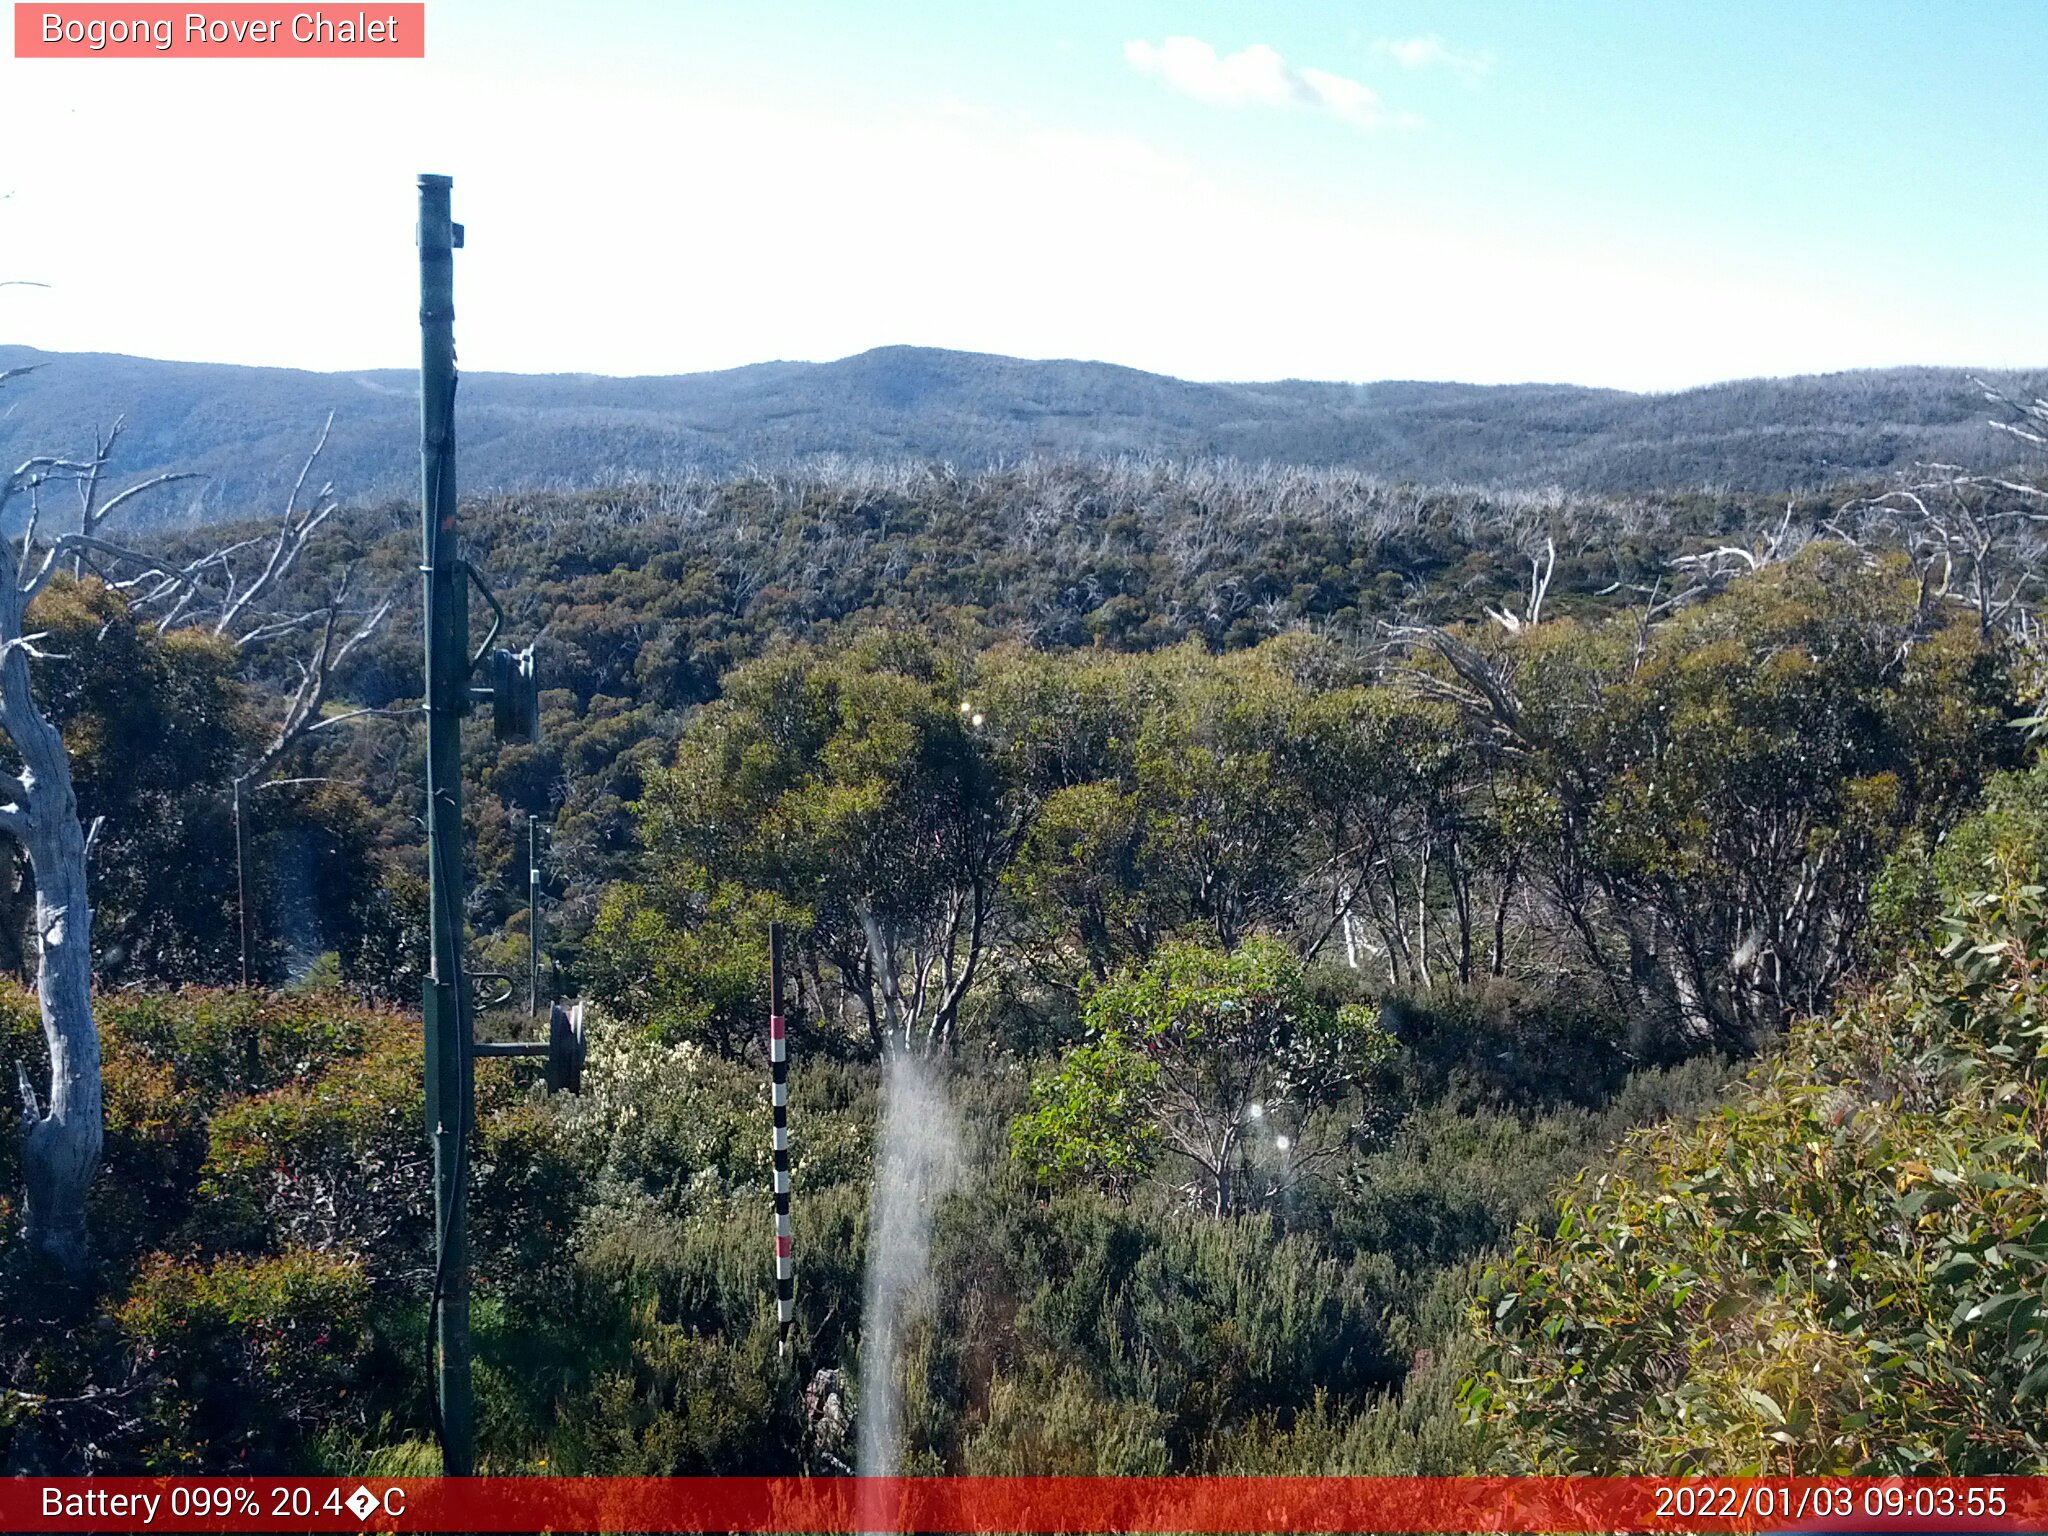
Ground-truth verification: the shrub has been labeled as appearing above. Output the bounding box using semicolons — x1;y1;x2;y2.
569;1309;796;1474
1384;982;1632;1111
1467;873;2048;1474
582;878;776;1059
1869;758;2048;957
962;1360;1171;1474
198;1014;428;1267
114;1249;371;1470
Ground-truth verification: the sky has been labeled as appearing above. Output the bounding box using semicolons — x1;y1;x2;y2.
2;1;2044;391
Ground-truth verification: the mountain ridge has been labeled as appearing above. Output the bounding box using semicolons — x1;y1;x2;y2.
0;342;2036;522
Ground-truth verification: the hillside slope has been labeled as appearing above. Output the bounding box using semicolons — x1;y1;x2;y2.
0;343;2035;521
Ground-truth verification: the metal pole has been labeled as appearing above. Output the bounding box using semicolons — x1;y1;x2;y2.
418;171;474;1478
769;922;793;1354
526;816;538;1015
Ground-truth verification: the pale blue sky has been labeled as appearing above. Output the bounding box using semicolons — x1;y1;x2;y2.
2;2;2041;388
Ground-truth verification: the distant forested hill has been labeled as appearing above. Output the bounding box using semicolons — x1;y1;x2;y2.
0;342;2036;521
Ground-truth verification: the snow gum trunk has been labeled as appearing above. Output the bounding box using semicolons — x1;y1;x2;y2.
7;642;100;1275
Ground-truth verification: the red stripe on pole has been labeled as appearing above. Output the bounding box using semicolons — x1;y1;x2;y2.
769;1014;786;1040
775;1235;793;1258
3;1477;2043;1532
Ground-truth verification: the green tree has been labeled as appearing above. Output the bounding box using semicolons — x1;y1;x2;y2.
988;644;1312;985
624;631;1015;1055
1407;546;2012;1049
1015;938;1394;1215
8;579;249;984
0;579;381;989
583;871;775;1059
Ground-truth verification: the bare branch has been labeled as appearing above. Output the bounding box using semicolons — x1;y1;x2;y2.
86;470;203;531
234;611;327;648
0;632;64;665
306;703;413;734
213;412;339;638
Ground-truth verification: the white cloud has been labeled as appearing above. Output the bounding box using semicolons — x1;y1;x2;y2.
1375;34;1494;79
1125;35;1393;130
1298;67;1393;131
1122;37;1293;109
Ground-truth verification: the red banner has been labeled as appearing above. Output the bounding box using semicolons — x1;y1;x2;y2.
2;1476;2046;1532
13;4;424;58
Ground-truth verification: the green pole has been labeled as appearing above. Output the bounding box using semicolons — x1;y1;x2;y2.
418;171;474;1478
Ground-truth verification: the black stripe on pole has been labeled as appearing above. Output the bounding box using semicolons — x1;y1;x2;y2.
769;921;792;1352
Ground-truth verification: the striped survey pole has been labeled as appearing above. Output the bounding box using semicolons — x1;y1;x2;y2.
769;922;794;1354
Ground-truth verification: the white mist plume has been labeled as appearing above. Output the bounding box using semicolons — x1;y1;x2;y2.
856;1053;962;1490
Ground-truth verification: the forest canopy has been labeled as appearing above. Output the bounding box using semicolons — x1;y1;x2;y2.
4;447;2047;1475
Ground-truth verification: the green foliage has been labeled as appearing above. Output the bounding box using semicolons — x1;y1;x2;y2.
114;1249;371;1470
18;580;247;983
339;868;430;1004
607;631;1009;1053
1468;869;2048;1473
1015;939;1395;1215
4;988;413;1264
199;1012;429;1266
1006;781;1152;983
1870;757;2048;959
1;459;2032;1480
5;580;383;986
583;873;774;1058
962;1360;1172;1474
551;1021;785;1204
1333;1056;1737;1291
192;460;1876;999
599;553;2008;1078
1450;547;2014;1047
0;988;586;1473
571;1309;795;1474
116;454;2015;1040
1204;1267;1498;1474
1011;1036;1160;1194
1;964;1744;1480
949;1189;1400;1465
989;643;1335;978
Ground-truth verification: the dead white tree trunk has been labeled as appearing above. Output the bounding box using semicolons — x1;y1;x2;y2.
0;398;389;1270
2;635;97;1273
0;431;191;1272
